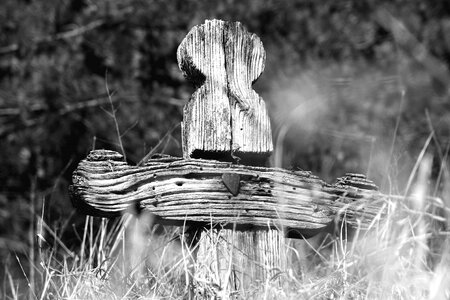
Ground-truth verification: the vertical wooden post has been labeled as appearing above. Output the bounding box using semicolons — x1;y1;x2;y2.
195;228;286;297
177;19;273;162
177;19;285;297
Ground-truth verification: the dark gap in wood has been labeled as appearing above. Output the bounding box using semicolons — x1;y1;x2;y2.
191;149;271;166
287;223;334;239
178;51;206;89
111;186;139;195
183;172;208;180
191;150;234;162
234;151;271;166
133;200;144;215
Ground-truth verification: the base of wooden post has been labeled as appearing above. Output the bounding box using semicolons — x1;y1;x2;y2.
193;228;287;298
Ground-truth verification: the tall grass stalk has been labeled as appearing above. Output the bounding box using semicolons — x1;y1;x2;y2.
104;73;127;162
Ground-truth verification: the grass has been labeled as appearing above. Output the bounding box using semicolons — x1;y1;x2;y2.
3;155;449;299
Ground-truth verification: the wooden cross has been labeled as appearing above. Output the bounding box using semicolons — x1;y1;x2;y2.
69;19;439;298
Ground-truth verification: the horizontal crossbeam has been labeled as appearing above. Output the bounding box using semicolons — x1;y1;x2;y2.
69;149;405;237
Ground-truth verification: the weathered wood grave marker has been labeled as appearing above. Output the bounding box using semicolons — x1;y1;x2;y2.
69;19;439;298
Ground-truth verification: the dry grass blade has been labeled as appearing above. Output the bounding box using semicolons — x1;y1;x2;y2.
104;73;127;162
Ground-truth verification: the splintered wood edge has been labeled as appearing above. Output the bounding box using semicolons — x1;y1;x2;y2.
69;150;409;237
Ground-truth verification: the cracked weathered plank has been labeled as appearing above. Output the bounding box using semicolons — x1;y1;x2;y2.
70;149;389;237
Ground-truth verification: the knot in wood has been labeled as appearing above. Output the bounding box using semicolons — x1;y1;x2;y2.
177;19;273;162
334;173;379;191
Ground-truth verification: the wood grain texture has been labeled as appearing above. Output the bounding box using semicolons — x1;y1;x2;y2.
70;149;390;237
177;19;272;161
195;228;287;297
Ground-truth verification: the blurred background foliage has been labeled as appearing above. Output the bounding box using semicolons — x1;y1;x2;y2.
1;0;449;282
